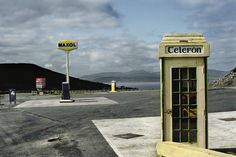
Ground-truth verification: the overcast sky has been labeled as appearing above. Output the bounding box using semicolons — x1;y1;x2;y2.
0;0;235;77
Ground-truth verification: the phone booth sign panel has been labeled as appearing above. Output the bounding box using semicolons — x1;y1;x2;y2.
158;33;210;148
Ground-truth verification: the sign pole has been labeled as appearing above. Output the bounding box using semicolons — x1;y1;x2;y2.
66;51;70;84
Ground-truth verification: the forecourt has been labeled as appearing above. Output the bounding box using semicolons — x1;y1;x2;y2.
0;89;235;157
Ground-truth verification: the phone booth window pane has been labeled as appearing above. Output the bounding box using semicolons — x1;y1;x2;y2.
189;81;196;92
181;94;188;104
173;93;180;104
189;106;197;118
181;81;188;92
190;130;197;142
190;118;197;129
173;106;180;117
172;80;180;92
189;94;196;105
173;118;180;129
173;131;180;142
181;131;188;142
172;68;179;79
181;106;189;118
181;68;188;79
181;118;188;129
189;68;196;79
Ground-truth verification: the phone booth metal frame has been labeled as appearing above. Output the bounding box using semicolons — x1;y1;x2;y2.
158;33;210;148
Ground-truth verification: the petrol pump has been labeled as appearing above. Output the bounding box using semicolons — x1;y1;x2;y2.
111;80;116;92
158;33;210;148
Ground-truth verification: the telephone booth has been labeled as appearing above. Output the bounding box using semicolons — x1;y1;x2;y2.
158;33;210;148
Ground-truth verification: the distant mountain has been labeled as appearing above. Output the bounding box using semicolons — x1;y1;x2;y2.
209;67;236;87
81;70;160;83
81;69;227;83
0;63;110;91
208;69;227;82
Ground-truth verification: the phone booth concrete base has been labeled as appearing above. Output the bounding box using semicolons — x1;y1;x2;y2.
158;33;210;148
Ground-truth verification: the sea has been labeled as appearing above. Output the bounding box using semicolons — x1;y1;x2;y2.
116;82;160;90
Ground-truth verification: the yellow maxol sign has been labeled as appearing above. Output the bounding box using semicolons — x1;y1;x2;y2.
57;40;78;51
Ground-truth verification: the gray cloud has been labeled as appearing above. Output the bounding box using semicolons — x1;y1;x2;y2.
0;0;121;74
175;0;236;71
0;0;158;77
0;0;119;29
51;36;158;77
1;0;235;77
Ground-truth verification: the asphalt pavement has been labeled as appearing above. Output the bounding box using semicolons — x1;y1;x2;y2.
0;88;235;157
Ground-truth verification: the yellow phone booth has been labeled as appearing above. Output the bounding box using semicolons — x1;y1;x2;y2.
158;33;210;148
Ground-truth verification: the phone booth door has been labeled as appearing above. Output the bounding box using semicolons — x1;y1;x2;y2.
163;58;207;148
